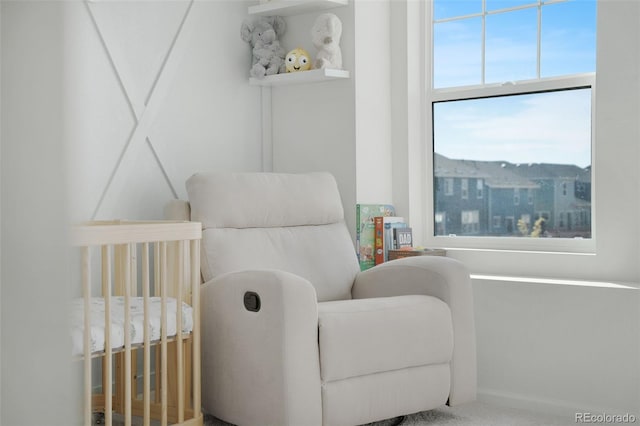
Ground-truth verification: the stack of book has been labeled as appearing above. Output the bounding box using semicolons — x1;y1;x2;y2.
356;204;413;270
356;204;446;270
356;204;395;271
373;216;411;265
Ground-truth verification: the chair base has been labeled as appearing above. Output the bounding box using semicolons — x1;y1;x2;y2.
321;363;451;426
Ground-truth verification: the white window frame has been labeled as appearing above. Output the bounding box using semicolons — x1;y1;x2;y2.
398;0;638;282
424;0;596;254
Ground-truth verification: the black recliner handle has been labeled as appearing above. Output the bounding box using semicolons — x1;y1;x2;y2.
243;291;261;312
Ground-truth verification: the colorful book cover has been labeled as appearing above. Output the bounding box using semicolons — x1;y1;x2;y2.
394;227;413;250
377;217;407;264
374;217;385;265
383;218;407;261
356;204;395;271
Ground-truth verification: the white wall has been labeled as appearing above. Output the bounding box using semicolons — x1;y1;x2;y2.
474;278;640;417
354;0;393;205
272;1;396;239
65;0;264;223
1;1;78;424
272;4;358;237
390;0;425;242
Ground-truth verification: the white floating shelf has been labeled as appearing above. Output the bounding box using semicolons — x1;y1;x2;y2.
249;68;350;86
248;0;348;17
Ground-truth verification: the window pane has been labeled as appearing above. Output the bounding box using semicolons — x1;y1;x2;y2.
433;88;592;238
486;8;537;83
433;18;482;88
433;0;481;21
541;0;596;77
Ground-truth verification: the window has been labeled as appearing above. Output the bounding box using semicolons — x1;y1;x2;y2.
461;179;468;199
444;178;454;196
430;0;595;245
461;210;480;234
492;215;501;228
435;212;447;235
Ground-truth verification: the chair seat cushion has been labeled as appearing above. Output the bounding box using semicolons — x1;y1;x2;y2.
317;295;453;382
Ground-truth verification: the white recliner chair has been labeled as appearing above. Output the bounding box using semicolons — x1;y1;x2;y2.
166;172;476;426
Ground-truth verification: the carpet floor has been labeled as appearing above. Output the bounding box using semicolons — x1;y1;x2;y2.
202;402;579;426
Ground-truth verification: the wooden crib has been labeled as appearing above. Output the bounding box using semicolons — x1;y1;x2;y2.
71;221;203;426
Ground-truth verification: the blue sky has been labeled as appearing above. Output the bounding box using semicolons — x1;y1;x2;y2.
432;0;596;167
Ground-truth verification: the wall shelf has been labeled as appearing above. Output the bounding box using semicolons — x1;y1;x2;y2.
248;0;348;17
249;68;349;86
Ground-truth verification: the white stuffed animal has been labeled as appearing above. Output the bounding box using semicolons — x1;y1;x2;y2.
241;16;287;79
311;13;342;70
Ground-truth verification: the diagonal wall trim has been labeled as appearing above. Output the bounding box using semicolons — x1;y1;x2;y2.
144;0;193;108
85;0;195;219
84;1;142;120
146;137;178;199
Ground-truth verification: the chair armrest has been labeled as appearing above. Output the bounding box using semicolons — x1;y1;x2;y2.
352;256;477;406
163;199;191;221
201;269;322;426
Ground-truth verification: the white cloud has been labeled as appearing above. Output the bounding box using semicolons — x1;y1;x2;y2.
435;89;592;167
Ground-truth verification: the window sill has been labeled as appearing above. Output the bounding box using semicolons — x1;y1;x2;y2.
471;274;639;290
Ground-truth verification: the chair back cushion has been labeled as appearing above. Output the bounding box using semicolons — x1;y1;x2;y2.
186;172;360;302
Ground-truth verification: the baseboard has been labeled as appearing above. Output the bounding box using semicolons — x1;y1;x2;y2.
477;388;640;419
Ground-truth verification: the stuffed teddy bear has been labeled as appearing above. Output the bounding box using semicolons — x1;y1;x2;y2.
285;48;312;73
311;13;342;70
241;16;286;79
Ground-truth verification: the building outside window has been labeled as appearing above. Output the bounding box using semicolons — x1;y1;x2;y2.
430;0;595;244
461;210;480;234
461;178;469;199
444;178;454;196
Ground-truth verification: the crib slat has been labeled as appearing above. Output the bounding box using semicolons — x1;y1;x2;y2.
191;239;201;419
142;242;151;426
123;243;132;426
177;240;184;423
82;247;92;426
154;242;161;405
160;241;168;426
102;246;113;426
114;246;124;415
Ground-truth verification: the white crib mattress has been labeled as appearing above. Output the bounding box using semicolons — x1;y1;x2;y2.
70;297;194;356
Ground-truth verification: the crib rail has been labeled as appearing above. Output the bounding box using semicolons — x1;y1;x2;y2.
72;220;202;426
